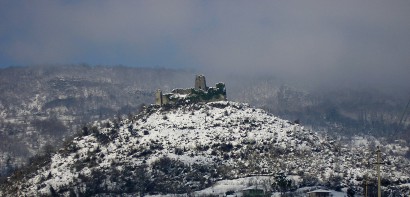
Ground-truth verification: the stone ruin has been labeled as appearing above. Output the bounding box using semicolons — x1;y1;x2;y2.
155;75;227;106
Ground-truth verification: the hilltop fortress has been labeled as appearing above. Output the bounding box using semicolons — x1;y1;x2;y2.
155;75;227;105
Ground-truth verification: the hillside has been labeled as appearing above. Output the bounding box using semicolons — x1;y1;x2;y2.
1;65;409;182
0;65;193;177
1;101;409;196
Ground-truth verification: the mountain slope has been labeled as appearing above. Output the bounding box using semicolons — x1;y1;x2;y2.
2;65;409;181
1;101;409;196
0;65;194;177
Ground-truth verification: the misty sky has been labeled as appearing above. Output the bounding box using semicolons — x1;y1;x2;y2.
1;1;409;90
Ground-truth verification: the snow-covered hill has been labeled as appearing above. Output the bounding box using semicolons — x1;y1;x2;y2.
0;65;194;177
2;65;409;185
1;101;409;196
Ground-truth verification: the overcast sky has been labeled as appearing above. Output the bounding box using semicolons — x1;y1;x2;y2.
1;0;409;91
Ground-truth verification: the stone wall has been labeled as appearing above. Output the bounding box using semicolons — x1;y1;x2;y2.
195;75;207;91
155;89;163;105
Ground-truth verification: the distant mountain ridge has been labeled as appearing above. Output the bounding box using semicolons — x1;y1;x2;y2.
1;101;409;196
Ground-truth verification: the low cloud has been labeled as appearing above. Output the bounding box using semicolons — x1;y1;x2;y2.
1;0;409;91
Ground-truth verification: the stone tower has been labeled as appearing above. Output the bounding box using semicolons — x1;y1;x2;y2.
155;89;163;105
195;75;207;91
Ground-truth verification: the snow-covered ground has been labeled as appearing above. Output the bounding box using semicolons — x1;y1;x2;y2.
145;176;348;197
2;101;409;196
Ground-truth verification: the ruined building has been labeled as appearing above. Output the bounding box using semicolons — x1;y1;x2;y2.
195;75;207;91
155;75;227;106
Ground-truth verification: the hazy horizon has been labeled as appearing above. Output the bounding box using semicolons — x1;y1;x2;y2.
1;1;409;93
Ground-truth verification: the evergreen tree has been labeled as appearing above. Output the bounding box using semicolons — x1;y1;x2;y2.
273;172;292;196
